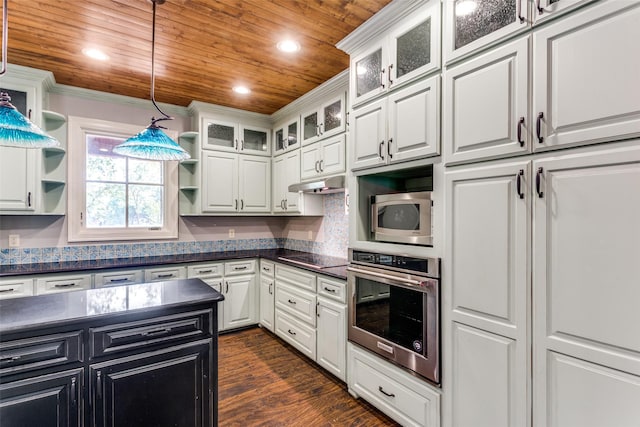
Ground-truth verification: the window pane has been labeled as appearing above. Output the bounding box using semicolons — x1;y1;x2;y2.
86;135;126;182
86;182;126;227
128;159;163;184
128;184;163;227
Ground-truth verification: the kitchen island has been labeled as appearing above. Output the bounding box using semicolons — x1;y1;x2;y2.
0;278;223;427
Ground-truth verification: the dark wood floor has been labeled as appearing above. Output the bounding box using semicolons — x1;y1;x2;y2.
218;327;399;426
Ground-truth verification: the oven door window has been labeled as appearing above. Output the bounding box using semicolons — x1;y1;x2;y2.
354;277;425;354
377;203;421;231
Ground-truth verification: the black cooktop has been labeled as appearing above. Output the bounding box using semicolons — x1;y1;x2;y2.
278;253;348;269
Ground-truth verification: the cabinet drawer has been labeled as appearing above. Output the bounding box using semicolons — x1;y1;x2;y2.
90;310;213;359
187;262;223;278
275;310;316;360
275;264;316;292
260;260;275;278
143;266;186;282
224;259;256;276
349;344;440;427
317;276;346;303
0;331;83;377
94;270;143;288
0;278;34;300
275;282;317;326
36;274;92;295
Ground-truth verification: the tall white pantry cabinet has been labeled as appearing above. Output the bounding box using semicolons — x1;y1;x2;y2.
443;2;640;427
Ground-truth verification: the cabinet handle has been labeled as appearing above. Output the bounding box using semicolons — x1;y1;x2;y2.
388;64;393;86
54;282;76;288
28;109;32;120
234;139;238;150
315;160;320;173
537;0;544;14
518;0;525;23
346;111;350;127
287;329;296;336
287;299;296;305
517;117;525;146
235;199;238;210
387;138;393;158
319;123;323;135
240;199;244;210
317;301;320;317
380;68;385;89
240;140;244;151
141;328;172;337
284;199;288;210
96;371;102;399
71;377;77;405
536;167;544;198
269;283;273;295
319;159;324;172
378;141;385;160
323;287;336;293
109;277;130;283
536;112;544;144
0;288;15;293
0;355;21;363
234;266;248;271
198;269;213;274
225;282;229;293
156;273;174;279
516;169;525;199
27;191;31;207
315;124;320;137
262;266;270;272
378;386;395;398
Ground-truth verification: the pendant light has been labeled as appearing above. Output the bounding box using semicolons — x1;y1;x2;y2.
0;0;59;148
113;0;189;161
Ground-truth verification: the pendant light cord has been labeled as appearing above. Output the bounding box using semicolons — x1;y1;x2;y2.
149;0;172;128
1;0;8;76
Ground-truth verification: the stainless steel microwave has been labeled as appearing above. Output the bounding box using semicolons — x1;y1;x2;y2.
371;191;433;246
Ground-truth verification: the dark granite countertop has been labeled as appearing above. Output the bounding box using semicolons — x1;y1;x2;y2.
0;278;224;334
0;249;348;281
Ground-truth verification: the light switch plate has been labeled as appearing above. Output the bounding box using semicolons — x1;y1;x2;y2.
9;234;20;247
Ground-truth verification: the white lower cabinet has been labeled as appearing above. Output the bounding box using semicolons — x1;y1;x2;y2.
144;266;187;282
272;263;347;382
259;260;275;332
348;343;441;427
0;277;35;300
35;273;92;295
94;269;143;288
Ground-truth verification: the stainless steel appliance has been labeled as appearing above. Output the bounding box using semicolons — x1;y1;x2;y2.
277;253;348;269
347;249;440;385
371;191;433;246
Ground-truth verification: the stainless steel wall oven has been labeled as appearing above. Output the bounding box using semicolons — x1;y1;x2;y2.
347;249;440;385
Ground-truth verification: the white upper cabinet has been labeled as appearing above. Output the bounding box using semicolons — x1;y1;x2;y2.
444;36;530;164
443;0;529;65
272;150;301;213
352;75;440;171
350;1;441;107
238;155;271;213
300;135;346;180
532;0;640;152
0;147;37;211
273;116;300;155
301;92;346;146
201;115;270;156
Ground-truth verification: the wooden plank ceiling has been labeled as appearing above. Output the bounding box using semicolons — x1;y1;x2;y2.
2;0;392;115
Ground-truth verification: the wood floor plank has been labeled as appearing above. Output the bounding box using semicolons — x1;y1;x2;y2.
218;327;399;426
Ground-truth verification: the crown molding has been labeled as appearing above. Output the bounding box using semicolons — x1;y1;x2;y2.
187;101;272;127
49;83;189;118
336;0;429;55
270;69;348;124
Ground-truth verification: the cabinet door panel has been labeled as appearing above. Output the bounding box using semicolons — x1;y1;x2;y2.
388;76;440;162
351;46;385;106
259;276;274;332
534;144;640;376
239;155;270;212
450;323;524;427
319;135;346;177
0;147;37;211
533;1;640;151
203;118;237;151
240;125;269;156
0;368;82;427
316;298;346;381
224;275;257;329
300;144;320;180
91;341;211;427
533;0;597;24
202;152;238;212
283;151;301;212
446;161;529;337
444;36;529;164
351;98;387;170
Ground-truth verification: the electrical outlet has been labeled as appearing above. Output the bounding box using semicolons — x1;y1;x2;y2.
9;234;20;247
307;230;313;240
228;229;235;238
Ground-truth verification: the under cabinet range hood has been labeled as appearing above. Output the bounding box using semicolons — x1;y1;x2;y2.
288;175;345;194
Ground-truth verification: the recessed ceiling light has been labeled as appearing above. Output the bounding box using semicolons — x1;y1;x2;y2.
455;0;478;17
82;47;109;61
277;39;301;53
233;86;251;95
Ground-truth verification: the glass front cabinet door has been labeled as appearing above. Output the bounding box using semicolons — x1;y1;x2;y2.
444;0;529;64
350;1;441;107
301;92;346;145
240;125;270;156
273;117;299;155
203;118;237;152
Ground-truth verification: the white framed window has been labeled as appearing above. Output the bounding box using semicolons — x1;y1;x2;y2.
68;116;179;242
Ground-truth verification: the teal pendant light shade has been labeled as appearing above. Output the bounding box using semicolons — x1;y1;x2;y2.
113;122;190;160
0;0;60;148
113;0;189;161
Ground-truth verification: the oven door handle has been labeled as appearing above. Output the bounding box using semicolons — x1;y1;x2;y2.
347;266;431;287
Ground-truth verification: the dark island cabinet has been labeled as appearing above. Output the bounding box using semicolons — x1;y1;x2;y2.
0;279;223;427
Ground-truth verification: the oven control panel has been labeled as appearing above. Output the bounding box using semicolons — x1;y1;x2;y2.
350;249;439;278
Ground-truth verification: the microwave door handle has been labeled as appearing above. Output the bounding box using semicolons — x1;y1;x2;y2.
370;204;376;233
347;266;429;287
